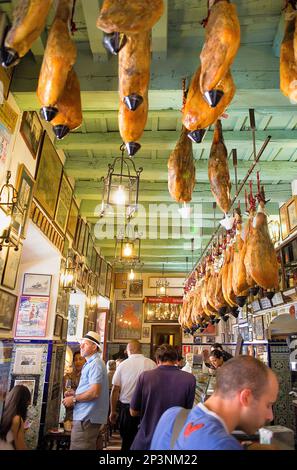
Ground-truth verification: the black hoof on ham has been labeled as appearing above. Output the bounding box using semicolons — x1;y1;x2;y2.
187;129;206;143
124;94;143;111
103;32;127;55
1;47;20;68
265;290;275;300
214;318;221;324
53;125;70;140
230;307;240;318
235;296;247;307
203;89;224;108
222;314;229;322
125;142;141;156
218;306;227;317
249;285;259;296
40;106;58;122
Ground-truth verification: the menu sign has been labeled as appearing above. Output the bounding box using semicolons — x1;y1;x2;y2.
272;292;284;306
252;300;261;313
260;297;272;310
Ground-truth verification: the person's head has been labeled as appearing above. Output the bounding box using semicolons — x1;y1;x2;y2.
106;360;116;372
126;340;141;356
211;343;223;352
213;356;279;434
209;349;224;369
73;351;85;372
115;358;123;367
155;344;178;365
176;354;184;368
80;331;101;359
0;385;31;440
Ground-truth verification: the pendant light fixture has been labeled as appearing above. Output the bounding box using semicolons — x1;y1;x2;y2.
114;223;141;266
156;261;169;297
0;171;24;251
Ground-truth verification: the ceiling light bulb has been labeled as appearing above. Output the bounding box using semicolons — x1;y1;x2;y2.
129;269;135;280
114;185;126;205
160;286;166;294
123;243;133;257
0;211;11;235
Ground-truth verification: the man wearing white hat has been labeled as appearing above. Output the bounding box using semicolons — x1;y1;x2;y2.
63;331;109;450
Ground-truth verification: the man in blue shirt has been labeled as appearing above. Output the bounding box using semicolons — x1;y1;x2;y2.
63;331;109;450
151;356;279;451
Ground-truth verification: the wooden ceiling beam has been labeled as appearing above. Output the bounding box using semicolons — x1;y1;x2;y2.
81;0;108;62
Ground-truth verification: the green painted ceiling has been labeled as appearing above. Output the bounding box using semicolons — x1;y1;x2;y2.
3;0;297;272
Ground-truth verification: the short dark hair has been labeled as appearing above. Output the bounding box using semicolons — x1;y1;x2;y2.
211;343;223;350
155;344;178;363
209;349;223;360
215;356;270;399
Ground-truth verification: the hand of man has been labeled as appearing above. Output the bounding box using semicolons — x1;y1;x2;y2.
64;389;74;397
63;396;75;408
109;411;118;424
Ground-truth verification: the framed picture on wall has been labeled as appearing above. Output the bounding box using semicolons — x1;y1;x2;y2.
19;111;43;159
34;133;63;219
0;288;17;330
0;245;8;281
105;263;113;298
77;219;86;255
15;296;49;337
142;326;150;339
129;280;143;298
61;318;68;340
11;375;39;406
66;198;79;241
96;310;107;343
0;59;14;101
22;273;52;296
53;314;63;337
254;315;265;340
114;300;142;340
83;317;88;335
2;246;22;290
99;259;107;296
54;173;73;234
115;273;127;289
12;164;35;238
279;203;289;240
287;196;297;233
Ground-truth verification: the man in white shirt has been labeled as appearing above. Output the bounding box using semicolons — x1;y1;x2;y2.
109;340;156;450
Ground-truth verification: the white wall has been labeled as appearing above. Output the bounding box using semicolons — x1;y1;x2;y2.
68;291;86;341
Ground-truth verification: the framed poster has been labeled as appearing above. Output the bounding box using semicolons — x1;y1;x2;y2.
129;280;143;298
61;318;68;340
15;296;49;337
254;315;265;341
12;164;35;238
13;347;43;375
2;246;22;290
114;300;142;340
66;198;79;240
96;310;107;343
279;203;289;240
0;245;8;280
142;326;150;339
22;273;52;296
34;133;63;219
19;111;43;159
99;258;107;296
105;263;113;298
144;297;183;322
54;173;73;233
10;375;39;406
287;196;297;233
77;219;86;255
0;288;17;330
53;314;63;337
68;304;79;338
115;272;128;289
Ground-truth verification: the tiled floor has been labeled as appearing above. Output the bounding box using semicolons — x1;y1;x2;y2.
104;430;122;451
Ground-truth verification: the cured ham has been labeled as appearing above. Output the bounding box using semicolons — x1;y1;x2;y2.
97;0;164;34
235;214;255;294
214;268;228;311
182;68;235;133
208;120;231;214
232;214;250;297
37;0;77;122
168;126;196;203
244;202;279;290
2;0;52;67
200;0;240;106
280;7;297;100
221;246;237;307
50;69;82;139
118;31;151;155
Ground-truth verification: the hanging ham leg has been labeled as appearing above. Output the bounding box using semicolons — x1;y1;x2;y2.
97;0;164;34
208;120;231;214
182;68;235;133
168;126;196;203
37;0;77;122
244;203;279;290
200;0;240;106
118;31;151;155
280;5;297;101
50;69;82;139
2;0;52;67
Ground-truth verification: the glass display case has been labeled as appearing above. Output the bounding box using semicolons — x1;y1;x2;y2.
193;371;216;405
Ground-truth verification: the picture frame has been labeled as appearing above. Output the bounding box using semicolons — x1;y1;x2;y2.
13;347;43;375
105;263;113;298
129;280;143;298
53;314;63;337
54;173;73;234
1;246;22;290
10;375;39;406
88;320;95;331
67;303;79;338
34;133;63;219
0;288;17;330
99;258;107;297
279;203;289;240
19;111;43;159
77;220;86;256
22;273;52;297
0;61;14;101
142;326;150;339
254;315;265;341
115;272;127;290
83;317;89;335
15;296;49;338
0;245;8;281
286;196;297;233
61;317;68;340
96;310;107;343
12;164;35;238
114;300;142;340
144;297;182;323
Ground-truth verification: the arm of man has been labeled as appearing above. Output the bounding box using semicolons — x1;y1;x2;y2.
129;373;143;417
63;384;101;407
109;385;120;424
